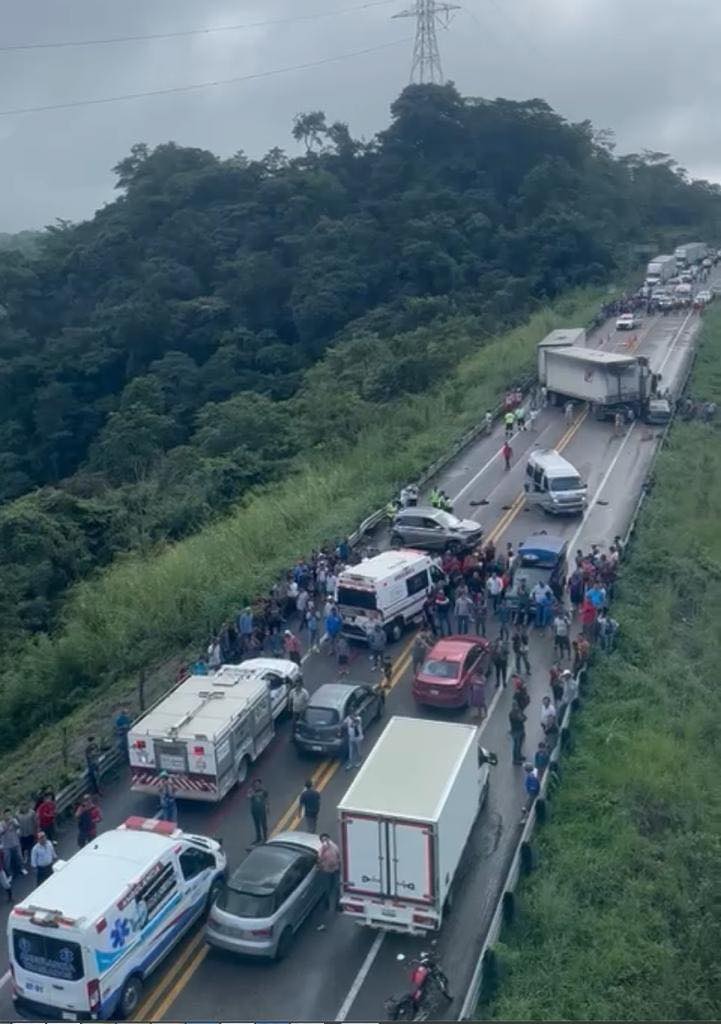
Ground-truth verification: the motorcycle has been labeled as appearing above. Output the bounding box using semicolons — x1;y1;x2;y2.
385;949;453;1021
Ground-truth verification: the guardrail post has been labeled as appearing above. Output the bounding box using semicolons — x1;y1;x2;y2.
501;889;516;924
61;725;69;771
480;947;500;1005
534;797;547;825
519;839;535;873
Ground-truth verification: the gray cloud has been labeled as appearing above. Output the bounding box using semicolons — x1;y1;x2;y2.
1;0;719;231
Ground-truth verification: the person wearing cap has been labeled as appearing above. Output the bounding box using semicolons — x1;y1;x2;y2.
283;629;302;665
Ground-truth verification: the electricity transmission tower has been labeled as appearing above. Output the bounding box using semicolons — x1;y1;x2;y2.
393;0;460;85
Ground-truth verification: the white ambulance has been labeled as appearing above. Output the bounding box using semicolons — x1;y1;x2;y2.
128;662;280;802
335;549;445;642
9;816;226;1020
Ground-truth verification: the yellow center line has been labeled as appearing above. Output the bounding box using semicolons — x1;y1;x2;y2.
136;408;591;1018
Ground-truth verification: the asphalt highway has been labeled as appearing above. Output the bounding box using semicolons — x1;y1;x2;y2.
0;293;709;1022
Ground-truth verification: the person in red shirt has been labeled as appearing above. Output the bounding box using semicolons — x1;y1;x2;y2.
502;441;513;470
580;598;597;640
36;791;57;843
283;629;302;665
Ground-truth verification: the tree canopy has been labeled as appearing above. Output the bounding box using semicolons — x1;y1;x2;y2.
1;83;720;655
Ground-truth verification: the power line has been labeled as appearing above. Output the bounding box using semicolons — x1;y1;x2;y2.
0;38;412;117
0;0;397;54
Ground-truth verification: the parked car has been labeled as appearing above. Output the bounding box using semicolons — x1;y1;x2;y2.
696;289;713;304
206;831;324;959
412;635;491;709
293;682;384;757
615;313;639;330
391;506;483;553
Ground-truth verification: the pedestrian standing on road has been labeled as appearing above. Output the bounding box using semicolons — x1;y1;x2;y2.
382;655;393;691
549;662;564;707
562;668;579;711
412;633;430;675
316;833;341;931
521;764;540;822
248;779;270;845
368;624;387;670
434;590;452;637
343;713;364;770
289;679;310;722
36;791;57;843
299;780;321;833
485;410;493;435
614;410;624;437
113;706;132;761
515;404;526;431
454;592;474;635
502;440;513;470
512;674;531;711
487;571;504;613
541;385;548;408
534;741;549;777
508;701;527;765
472;591;488;637
84;736;102;796
553;609;571;660
158;773;178;824
305;601;321;653
336;635;350;675
492;636;509;689
283;628;302;665
527;405;538;431
325;605;343;656
504;410;515;438
0;810;26;878
30;832;55;887
540;696;558;747
75;794;99;849
497;596;511;640
564;401;574;425
512;625;531;675
17;803;37;867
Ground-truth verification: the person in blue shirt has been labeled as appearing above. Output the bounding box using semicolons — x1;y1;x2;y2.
324;606;343;654
521;764;540;822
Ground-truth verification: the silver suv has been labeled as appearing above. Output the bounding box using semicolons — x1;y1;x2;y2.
391;506;483;552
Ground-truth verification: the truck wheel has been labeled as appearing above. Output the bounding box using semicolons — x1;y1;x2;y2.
275;926;294;961
387;619;403;642
237;757;250;785
118;974;143;1019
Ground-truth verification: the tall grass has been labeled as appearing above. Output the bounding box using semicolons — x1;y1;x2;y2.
0;288;605;799
481;306;721;1022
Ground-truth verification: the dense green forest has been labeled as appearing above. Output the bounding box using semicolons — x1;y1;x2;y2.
1;82;721;670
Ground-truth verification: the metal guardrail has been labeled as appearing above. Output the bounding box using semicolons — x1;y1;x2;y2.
458;670;583;1019
458;311;704;1019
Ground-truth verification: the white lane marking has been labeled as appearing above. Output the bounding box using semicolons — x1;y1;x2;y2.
658;309;694;375
336;930;385;1021
333;683;504;1022
0;969;9;989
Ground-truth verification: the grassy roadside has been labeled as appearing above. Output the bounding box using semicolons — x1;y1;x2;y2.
0;287;608;802
481;305;721;1022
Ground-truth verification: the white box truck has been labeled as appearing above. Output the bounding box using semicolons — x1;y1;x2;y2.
645;254;676;288
128;664;280;802
537;327;587;383
537;345;668;422
674;242;707;269
338;716;490;934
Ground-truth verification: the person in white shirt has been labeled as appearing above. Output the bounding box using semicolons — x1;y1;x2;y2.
540;695;557;735
30;831;56;886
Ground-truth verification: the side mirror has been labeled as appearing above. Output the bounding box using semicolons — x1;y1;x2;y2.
479;747;498;766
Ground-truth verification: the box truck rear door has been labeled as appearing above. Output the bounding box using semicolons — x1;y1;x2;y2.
341;814;386;896
390;821;434;904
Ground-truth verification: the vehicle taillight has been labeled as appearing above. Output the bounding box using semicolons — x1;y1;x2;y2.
193;745;205;756
133;740;146;749
412;913;436;927
250;927;273;937
343;902;364;913
87;978;101;1013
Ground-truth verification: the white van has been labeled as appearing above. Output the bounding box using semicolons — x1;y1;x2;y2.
9;816;226;1020
336;549;445;642
524;449;587;515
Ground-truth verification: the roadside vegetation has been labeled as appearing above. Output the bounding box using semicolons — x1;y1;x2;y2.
0;287;603;800
481;306;721;1022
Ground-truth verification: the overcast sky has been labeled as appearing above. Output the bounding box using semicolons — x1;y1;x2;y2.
2;0;721;232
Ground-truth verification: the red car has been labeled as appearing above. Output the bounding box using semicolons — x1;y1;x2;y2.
412;635;491;709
